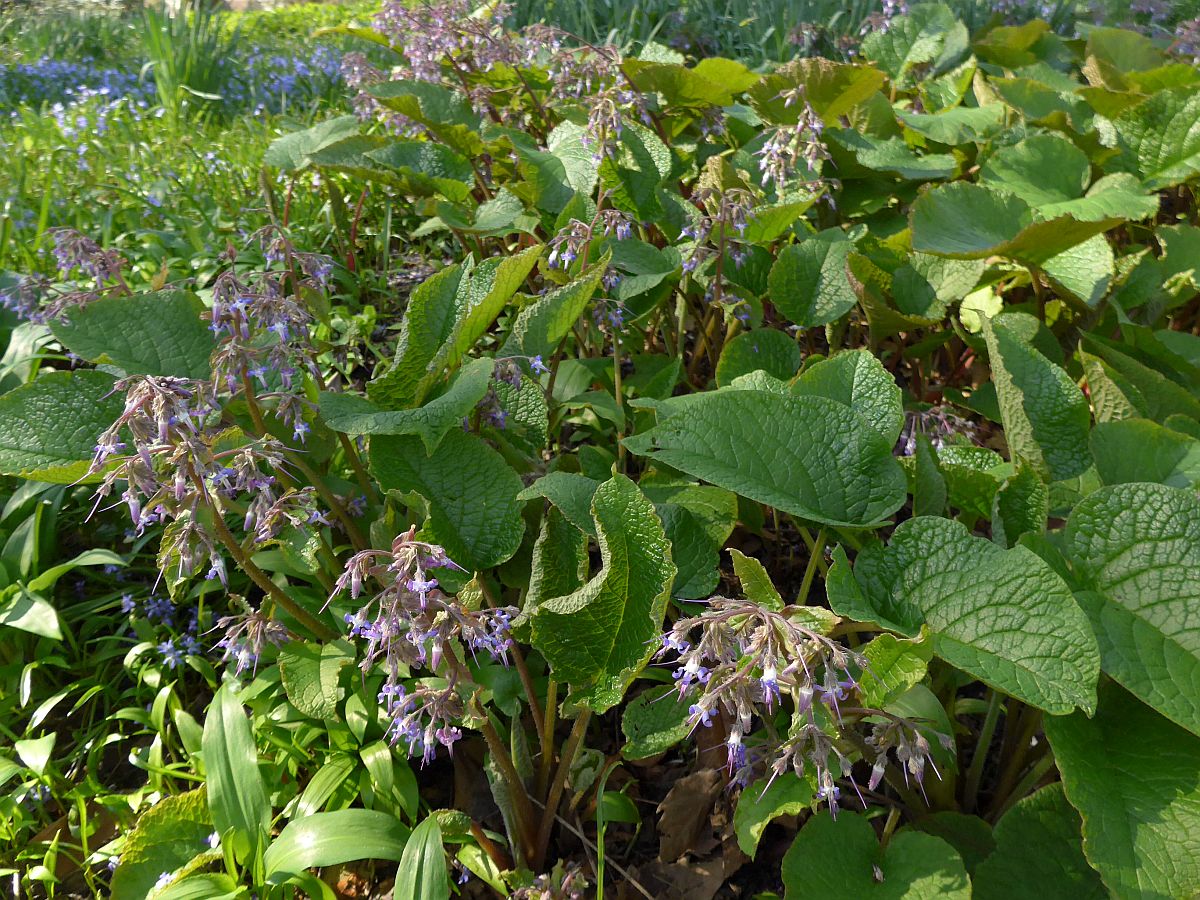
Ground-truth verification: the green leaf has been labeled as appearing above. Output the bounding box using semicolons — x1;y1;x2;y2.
319;357;494;452
278;641;353;720
729;548;784;611
973;783;1105;900
862;4;968;89
499;258;607;360
1112;87;1200;189
792;349;904;445
370;430;525;572
979;133;1090;207
747;58;885;123
1081;332;1200;422
263;115;361;170
982;313;1091;482
51;291;215;379
530;474;675;713
1044;681;1200;899
897;104;1005;145
525;506;588;616
370;246;540;409
991;462;1048;547
202;684;269;864
1090;418;1200;488
111;789;213;900
367;140;475;202
910;434;948;518
0;370;123;483
1062;483;1200;735
155;874;245;900
393;815;449;900
827;517;1099;715
735;775;815;857
910;182;1117;265
517;472;601;536
598;121;672;221
782;811;970;899
907;813;994;876
623;59;745;108
858;632;933;708
620;685;691;759
827;129;957;181
264;809;409;881
768;231;859;327
623;390;907;528
715;329;801;387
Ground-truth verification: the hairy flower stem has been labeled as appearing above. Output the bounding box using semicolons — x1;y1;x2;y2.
189;465;337;641
533;709;591;871
989;706;1043;811
474;698;538;866
536;680;558;801
239;376;368;552
796;527;827;606
963;689;1002;813
481;581;545;746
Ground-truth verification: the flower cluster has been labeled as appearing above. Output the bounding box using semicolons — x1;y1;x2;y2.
659;595;942;815
88;374;325;582
329;527;518;762
547;208;632;270
896;406;979;456
680;186;756;308
511;863;588;900
757;87;831;192
213;604;290;677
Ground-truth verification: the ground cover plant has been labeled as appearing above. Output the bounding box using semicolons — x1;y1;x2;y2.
3;0;1200;897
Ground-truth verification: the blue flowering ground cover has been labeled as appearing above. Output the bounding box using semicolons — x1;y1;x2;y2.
1;0;1200;897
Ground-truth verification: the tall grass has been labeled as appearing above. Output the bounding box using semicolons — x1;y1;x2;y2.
140;0;241;123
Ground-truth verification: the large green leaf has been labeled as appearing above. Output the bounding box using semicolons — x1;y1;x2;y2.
367;140;475;201
623;389;906;528
897;104;1005;145
980;133;1090;207
498;259;607;359
973;783;1106;900
263;115;361;170
1044;681;1200;899
369;246;540;409
1112;87;1200;189
827;129;957;181
768;231;858;327
1090;418;1200;487
319;357;493;452
202;685;269;864
782;811;970;899
370;430;524;572
715;329;801;387
51;291;214;379
982;313;1091;482
530;475;675;713
620;685;691;760
111;789;213;900
735;775;815;858
827;517;1099;715
264;809;409;881
791;349;904;445
910;182;1117;264
1062;483;1200;736
0;370;123;484
862;3;969;89
278;641;353;720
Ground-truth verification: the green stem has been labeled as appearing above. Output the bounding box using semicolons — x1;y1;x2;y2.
533;710;591;871
796;528;826;606
963;689;1002;814
536;680;558;802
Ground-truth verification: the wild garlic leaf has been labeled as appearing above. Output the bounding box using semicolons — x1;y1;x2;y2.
827;516;1099;715
623;390;907;528
1062;483;1200;735
530;474;675;714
